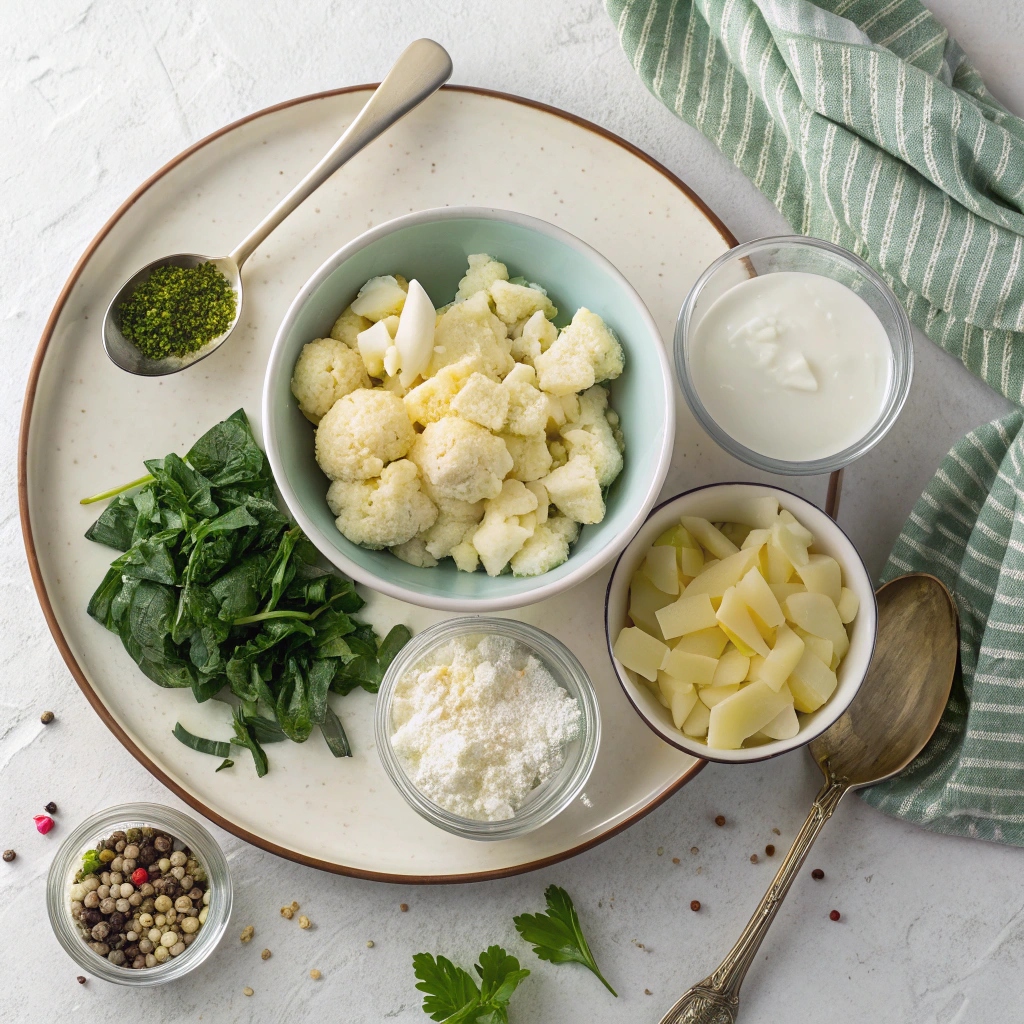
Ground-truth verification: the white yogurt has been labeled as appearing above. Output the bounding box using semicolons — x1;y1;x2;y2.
688;271;892;462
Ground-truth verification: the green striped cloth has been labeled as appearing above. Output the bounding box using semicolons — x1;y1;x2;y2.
607;0;1024;403
607;0;1024;843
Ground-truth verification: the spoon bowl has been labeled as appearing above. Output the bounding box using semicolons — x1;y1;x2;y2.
661;573;959;1024
102;253;242;376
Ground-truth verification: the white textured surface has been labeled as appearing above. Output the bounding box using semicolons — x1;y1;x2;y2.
2;2;1022;1022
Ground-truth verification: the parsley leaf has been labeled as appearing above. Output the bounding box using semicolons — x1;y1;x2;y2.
513;885;617;996
413;945;529;1022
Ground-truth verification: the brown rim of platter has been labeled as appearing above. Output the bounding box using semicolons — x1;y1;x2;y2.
19;84;728;884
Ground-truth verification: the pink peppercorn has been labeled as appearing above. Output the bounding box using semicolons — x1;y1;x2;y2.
131;868;149;886
33;815;54;835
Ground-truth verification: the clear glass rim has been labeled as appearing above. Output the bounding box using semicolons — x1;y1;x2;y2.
45;802;233;986
374;617;601;841
674;234;914;476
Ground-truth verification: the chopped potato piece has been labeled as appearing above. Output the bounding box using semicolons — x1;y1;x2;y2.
711;648;750;687
679;545;705;578
699;683;741;708
720;522;751;548
766;536;795;584
683;548;760;600
736;566;785;628
771;521;809;568
656;593;718;640
674;626;730;659
783;592;849;659
746;653;765;680
643;545;680;595
708;494;780;529
670;689;700;730
741;527;772;551
796;554;842;605
681;516;739;560
629;572;673;639
837;586;860;624
787;648;838;712
768;582;806;603
756;622;805;691
707;680;793;749
682;700;711;738
792;626;833;666
660;649;718;687
779;508;814;546
716;587;771;658
761;703;799;740
613;627;668;682
657;672;693;700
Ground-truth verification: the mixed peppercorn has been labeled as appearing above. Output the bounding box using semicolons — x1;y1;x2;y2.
69;827;210;969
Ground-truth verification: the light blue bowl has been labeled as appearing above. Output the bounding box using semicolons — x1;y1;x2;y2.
263;207;674;611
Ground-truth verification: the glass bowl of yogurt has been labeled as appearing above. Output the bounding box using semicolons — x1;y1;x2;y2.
675;236;913;475
374;618;601;841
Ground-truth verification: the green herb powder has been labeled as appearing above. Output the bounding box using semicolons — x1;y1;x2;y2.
118;262;236;360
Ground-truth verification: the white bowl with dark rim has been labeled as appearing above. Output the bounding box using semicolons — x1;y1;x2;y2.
604;483;877;764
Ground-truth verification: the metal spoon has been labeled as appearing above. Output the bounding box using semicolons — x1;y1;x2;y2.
102;38;453;376
661;572;959;1024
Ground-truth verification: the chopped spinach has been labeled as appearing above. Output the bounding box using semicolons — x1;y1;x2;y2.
84;409;410;777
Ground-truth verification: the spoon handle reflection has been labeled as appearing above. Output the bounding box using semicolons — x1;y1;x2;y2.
229;39;452;267
659;777;848;1024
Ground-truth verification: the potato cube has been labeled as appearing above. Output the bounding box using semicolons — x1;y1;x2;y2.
761;703;799;740
670;687;699;730
707;680;793;749
711;648;750;687
716;587;771;658
837;587;860;624
778;509;814;546
736;567;785;628
657;672;693;700
783;592;849;660
756;622;805;691
660;649;718;688
643;544;680;595
771;522;809;568
699;683;740;708
766;537;795;583
795;554;842;605
656;593;718;640
681;516;739;560
682;700;711;738
787;649;838;712
679;545;705;578
683;548;761;600
613;627;668;682
674;626;730;659
792;626;833;666
629;571;674;639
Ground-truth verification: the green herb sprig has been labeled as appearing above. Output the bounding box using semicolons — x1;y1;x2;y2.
513;885;617;996
413;945;530;1023
84;409;410;777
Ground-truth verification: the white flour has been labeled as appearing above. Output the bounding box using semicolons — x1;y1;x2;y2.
389;634;582;821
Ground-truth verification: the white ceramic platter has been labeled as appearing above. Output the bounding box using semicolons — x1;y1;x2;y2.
21;86;736;881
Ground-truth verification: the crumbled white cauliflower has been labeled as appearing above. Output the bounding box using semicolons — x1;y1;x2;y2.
525;481;550;524
290;337;371;424
410;416;513;503
390;536;439;567
548;439;568;469
469;480;540;576
330;305;372;347
427;292;514;380
350;275;408;321
542;457;605;524
489;279;557;326
511;515;580;577
403;361;472;425
510;310;558;365
417;478;486;559
456;254;508;300
327;459;437;549
534;308;624;396
503;376;550;436
315;388;415;481
450;372;508;431
501;432;553;482
560;385;624;486
450;528;481;573
483;478;538;519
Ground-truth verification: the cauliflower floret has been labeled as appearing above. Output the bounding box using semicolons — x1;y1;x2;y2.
510;310;558;366
489;279;557;326
451;527;481;573
418;479;486;560
501;432;553;482
350;275;408;321
290;338;372;424
390;536;439;567
450;372;509;431
404;361;473;425
548;439;568;469
327;459;437;549
456;254;508;300
470;480;540;576
483;479;538;519
542;457;605;524
525;481;550;524
315;388;415;481
330;305;372;347
560;386;624;487
510;515;580;577
409;416;513;503
534;308;625;396
503;377;550;436
428;291;514;380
